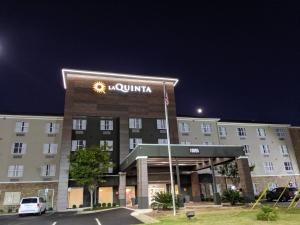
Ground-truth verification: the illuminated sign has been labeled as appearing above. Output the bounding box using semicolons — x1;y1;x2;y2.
189;148;200;154
93;81;152;94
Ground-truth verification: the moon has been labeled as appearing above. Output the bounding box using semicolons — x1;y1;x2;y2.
197;108;203;114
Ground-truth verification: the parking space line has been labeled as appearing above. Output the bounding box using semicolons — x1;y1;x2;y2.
95;218;101;225
52;222;57;225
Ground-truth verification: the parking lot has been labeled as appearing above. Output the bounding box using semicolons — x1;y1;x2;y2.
0;208;142;225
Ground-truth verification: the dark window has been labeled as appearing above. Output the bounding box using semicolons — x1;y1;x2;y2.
21;198;37;203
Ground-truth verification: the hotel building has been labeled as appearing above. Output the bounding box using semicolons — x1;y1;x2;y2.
0;69;299;211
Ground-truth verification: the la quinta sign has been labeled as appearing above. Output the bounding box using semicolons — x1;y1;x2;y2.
93;81;152;94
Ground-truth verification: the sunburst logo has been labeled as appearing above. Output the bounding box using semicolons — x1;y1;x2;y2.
93;81;106;94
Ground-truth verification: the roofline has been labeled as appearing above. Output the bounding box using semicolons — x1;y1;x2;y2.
217;121;291;127
61;68;179;89
0;114;63;120
177;117;221;122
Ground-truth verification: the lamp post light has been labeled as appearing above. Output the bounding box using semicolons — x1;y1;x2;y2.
197;108;203;114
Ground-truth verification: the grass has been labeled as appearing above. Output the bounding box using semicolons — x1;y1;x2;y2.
149;207;300;225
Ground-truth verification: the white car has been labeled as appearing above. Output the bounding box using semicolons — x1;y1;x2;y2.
18;197;46;216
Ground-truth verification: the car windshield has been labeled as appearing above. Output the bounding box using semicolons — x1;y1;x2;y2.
21;198;37;204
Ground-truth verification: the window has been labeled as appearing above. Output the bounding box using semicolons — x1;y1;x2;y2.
178;122;190;133
71;140;86;151
8;165;24;177
157;119;166;129
43;144;58;154
284;162;293;172
264;162;274;173
45;122;60;134
41;164;56;177
280;145;289;156
275;128;286;137
201;123;212;134
218;126;227;137
15;121;29;133
108;162;113;174
129;118;142;129
237;127;247;137
100;120;113;131
100;140;113;151
11;142;26;154
158;138;168;144
181;140;191;145
260;144;270;155
129;138;142;150
72;119;87;130
256;128;266;137
3;192;21;205
243;145;250;155
203;141;213;145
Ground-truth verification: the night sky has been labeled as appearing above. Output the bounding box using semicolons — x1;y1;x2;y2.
0;1;299;125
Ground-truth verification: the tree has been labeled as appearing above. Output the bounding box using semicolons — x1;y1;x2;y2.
69;145;112;208
217;161;255;189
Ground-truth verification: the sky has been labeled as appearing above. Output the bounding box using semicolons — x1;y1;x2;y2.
0;1;299;125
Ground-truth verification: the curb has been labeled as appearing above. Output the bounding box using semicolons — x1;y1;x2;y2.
130;209;159;224
77;207;123;215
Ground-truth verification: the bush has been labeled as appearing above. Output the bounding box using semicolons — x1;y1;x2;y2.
151;192;178;210
7;208;12;213
0;209;4;213
107;203;112;207
257;205;278;221
72;204;77;209
112;203;117;207
48;207;53;211
222;189;241;205
102;203;107;207
93;203;100;209
79;204;83;208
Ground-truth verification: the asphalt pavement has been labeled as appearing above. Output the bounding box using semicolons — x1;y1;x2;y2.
0;208;142;225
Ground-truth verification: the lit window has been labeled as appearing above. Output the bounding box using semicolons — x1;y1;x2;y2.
201;123;212;134
237;128;247;137
256;128;266;137
157;119;166;129
15;121;29;133
284;162;293;172
100;140;113;151
8;165;24;177
129;138;142;150
275;128;286;138
218;126;227;137
46;122;60;134
178;122;190;133
72;119;87;130
158;139;168;144
243;145;250;155
279;145;289;156
11;142;26;154
41;164;56;177
100;120;113;131
260;144;270;155
264;162;274;173
43;144;58;154
71;140;86;151
129;118;142;129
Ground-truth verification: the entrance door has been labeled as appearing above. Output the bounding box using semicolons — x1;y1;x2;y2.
38;189;54;210
148;184;166;205
98;187;113;204
125;186;136;206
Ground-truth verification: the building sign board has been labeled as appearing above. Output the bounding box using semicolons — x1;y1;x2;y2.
93;81;152;94
189;148;200;154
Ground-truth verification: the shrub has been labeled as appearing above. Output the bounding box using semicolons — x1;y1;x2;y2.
102;203;107;207
48;207;53;211
7;208;12;213
79;204;84;208
222;189;241;205
93;203;100;209
72;204;77;209
0;209;4;213
107;203;112;207
257;205;278;221
151;191;178;210
112;203;117;207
